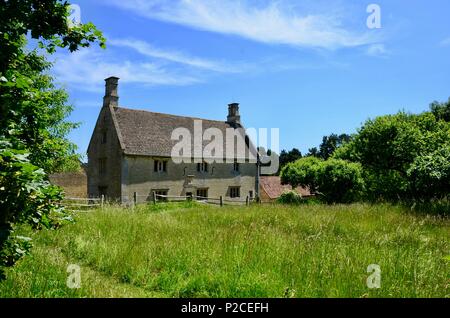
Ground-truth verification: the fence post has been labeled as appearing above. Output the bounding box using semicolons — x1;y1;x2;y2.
133;192;137;206
220;196;223;207
101;195;105;209
246;196;249;206
153;191;157;205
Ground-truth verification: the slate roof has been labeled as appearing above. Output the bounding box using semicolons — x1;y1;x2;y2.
260;176;312;199
113;107;256;159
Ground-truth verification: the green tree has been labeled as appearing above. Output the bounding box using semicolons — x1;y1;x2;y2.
407;145;450;200
279;148;302;172
280;156;323;192
281;157;364;203
315;159;365;203
430;98;450;122
306;147;319;157
0;0;105;276
318;133;351;160
334;108;450;201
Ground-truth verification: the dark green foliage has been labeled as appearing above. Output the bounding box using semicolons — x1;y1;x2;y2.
430;98;450;122
279;148;302;169
306;147;319;157
318;134;351;160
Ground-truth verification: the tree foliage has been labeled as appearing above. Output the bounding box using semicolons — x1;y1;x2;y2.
0;0;105;276
281;156;322;192
318;134;351;160
314;159;365;203
430;98;450;122
283;99;450;204
281;157;364;203
334;109;450;201
278;148;302;173
407;145;450;200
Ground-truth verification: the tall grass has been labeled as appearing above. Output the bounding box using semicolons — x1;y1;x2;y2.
0;202;448;298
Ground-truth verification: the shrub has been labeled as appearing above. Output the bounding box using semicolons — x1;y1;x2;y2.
280;157;323;192
277;191;303;205
315;159;365;203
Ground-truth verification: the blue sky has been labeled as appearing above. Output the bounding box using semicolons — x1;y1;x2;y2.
50;0;450;158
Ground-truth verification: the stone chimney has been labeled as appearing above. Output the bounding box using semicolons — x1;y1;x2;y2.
103;76;119;108
227;103;241;125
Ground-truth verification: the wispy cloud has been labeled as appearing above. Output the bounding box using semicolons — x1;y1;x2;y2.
109;38;240;73
439;37;450;47
52;49;202;92
107;0;376;50
366;43;390;57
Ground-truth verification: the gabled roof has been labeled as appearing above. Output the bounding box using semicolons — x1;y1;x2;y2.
260;176;312;199
112;106;255;159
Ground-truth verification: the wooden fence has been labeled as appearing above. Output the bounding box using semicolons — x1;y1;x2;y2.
61;196;104;213
133;192;254;206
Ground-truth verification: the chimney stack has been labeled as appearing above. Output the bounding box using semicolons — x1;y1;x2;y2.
103;76;119;108
227;103;241;125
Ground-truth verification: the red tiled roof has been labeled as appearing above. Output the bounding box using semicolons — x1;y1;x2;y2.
260;176;311;199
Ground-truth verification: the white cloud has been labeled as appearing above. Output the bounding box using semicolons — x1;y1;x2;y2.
109;38;240;73
440;37;450;47
52;49;202;92
107;0;375;50
366;43;389;57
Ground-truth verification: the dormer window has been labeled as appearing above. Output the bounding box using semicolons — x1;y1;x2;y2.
197;162;208;173
154;160;167;173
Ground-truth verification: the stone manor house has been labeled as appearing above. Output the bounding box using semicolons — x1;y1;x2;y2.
87;77;259;203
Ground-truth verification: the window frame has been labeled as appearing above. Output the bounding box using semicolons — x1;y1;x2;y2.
197;162;208;173
154;160;168;173
153;189;169;202
196;188;208;199
229;187;241;198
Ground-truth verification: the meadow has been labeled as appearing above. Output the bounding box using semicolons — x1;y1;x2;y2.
0;202;448;298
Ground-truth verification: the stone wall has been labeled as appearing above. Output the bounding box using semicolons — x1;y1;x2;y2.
121;155;257;204
49;170;87;198
87;105;123;200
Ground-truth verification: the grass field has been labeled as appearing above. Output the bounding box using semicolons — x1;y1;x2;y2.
0;202;448;298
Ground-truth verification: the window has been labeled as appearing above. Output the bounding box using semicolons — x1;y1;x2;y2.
233;161;240;173
99;158;107;175
196;189;208;199
153;190;168;202
249;191;254;199
197;162;208;173
154;160;167;173
229;187;240;198
101;131;107;144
